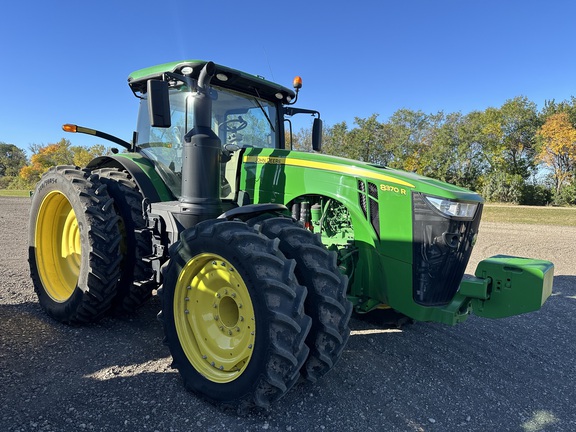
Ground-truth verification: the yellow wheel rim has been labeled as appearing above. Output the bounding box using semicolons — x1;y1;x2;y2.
174;253;256;383
35;191;81;302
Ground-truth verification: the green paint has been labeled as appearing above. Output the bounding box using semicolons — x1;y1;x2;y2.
114;153;174;202
471;255;554;319
128;59;294;98
239;147;553;323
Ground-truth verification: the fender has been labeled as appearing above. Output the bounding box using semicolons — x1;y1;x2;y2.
217;203;288;221
87;154;174;203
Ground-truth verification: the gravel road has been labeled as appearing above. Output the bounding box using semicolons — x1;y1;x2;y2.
1;196;574;432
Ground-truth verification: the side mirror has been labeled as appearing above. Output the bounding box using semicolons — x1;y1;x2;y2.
147;80;171;128
312;117;322;152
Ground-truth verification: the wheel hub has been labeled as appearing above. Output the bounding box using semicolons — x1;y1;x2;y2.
174;254;256;383
35;191;81;302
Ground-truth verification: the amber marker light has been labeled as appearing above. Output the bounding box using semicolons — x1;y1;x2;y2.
293;76;302;90
62;124;78;133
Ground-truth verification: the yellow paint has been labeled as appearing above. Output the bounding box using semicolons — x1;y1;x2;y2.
174;253;256;383
35;191;81;302
243;155;415;188
380;184;407;195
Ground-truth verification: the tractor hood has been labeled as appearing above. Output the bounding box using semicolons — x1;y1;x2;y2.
244;148;483;204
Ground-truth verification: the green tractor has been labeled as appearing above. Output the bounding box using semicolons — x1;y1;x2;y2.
28;60;554;407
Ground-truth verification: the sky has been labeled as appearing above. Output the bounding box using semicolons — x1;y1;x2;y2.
1;0;576;153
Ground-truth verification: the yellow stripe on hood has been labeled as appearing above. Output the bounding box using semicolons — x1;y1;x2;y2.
243;155;415;188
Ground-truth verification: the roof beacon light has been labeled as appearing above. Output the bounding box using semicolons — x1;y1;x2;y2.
285;76;303;105
293;76;303;90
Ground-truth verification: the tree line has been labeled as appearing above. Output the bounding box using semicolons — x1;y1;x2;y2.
293;96;576;206
0;139;108;190
2;95;576;205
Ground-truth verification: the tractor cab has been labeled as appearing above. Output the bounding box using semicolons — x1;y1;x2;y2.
134;80;279;199
127;60;321;201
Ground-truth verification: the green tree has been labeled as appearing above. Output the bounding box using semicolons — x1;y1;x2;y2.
540;97;576;126
461;97;541;202
481;172;525;203
344;114;390;165
385;109;431;171
321;121;349;157
0;143;27;177
71;144;108;167
477;97;540;179
422;112;486;191
323;111;488;192
287;127;312;152
499;96;540;177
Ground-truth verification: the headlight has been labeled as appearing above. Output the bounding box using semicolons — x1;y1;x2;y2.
424;195;478;219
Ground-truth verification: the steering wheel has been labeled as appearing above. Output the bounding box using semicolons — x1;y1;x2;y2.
220;116;248;132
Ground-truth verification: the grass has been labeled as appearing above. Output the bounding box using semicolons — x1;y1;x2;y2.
482;204;576;227
0;189;31;197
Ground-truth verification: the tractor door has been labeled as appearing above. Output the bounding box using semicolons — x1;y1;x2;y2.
213;91;280;200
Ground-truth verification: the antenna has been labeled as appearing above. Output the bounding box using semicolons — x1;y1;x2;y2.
263;47;275;81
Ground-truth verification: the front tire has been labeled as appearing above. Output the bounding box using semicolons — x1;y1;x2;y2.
249;216;352;383
28;166;122;324
159;219;312;408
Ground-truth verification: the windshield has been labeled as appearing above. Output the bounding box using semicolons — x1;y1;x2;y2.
136;84;278;177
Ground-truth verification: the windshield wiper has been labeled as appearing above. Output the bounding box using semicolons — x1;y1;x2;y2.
252;92;275;132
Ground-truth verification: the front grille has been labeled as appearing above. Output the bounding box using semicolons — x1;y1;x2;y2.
358;180;380;238
368;182;380;238
358;180;367;218
412;192;482;306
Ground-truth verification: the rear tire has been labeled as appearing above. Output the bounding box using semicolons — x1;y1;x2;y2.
159;219;312;408
28;165;122;324
92;167;155;314
249;216;352;383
